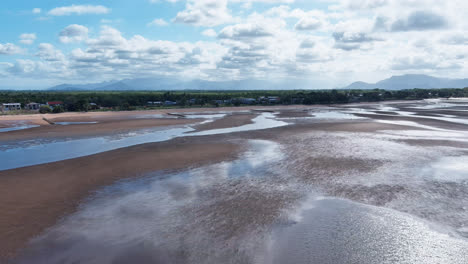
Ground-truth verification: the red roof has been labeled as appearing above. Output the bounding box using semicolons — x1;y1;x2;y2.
47;101;63;105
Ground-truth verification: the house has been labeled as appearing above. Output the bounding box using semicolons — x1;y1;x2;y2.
47;101;64;109
25;102;40;111
89;103;99;110
1;103;21;112
147;101;163;106
259;96;280;104
267;96;280;103
239;98;256;104
164;100;177;106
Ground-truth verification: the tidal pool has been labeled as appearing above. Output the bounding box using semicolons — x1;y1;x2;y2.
0;124;39;133
0;113;288;171
55;122;98;125
0;126;194;171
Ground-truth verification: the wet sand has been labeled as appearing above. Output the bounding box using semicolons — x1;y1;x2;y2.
2;99;468;263
0;138;240;260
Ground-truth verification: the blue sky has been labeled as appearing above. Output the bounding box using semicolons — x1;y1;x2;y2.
1;0;467;89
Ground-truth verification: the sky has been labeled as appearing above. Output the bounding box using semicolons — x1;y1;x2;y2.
0;0;467;89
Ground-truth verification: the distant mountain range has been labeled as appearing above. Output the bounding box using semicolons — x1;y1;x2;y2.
48;74;468;91
342;74;468;90
48;78;314;91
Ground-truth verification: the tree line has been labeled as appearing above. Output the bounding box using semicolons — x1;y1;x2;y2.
1;88;467;112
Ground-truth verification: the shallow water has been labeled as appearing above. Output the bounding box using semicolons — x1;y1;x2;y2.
55;122;98;125
16;140;290;264
189;112;288;136
311;110;366;120
0;124;39;133
261;197;468;264
0;126;194;171
0;113;287;171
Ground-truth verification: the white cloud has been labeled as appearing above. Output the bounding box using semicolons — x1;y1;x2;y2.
0;43;22;55
32;8;41;14
294;17;323;31
48;5;110;16
148;19;169;27
202;29;217;37
3;0;468;87
59;25;89;43
174;0;233;27
19;33;37;45
36;43;66;61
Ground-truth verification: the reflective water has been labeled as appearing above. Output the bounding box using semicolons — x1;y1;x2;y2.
15;135;468;264
0;113;288;171
16;140;289;264
261;197;468;264
0;127;194;171
311;111;366;120
189;113;288;136
55;122;98;125
0;124;39;133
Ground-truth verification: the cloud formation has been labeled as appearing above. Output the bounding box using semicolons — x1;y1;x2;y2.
48;5;110;16
19;34;37;45
0;43;22;55
59;25;89;43
1;0;468;89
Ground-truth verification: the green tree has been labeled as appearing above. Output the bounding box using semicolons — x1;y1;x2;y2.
39;105;52;113
52;105;65;113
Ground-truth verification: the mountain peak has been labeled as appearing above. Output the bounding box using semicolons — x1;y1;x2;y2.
343;74;468;90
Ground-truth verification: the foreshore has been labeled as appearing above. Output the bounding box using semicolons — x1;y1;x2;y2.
0;136;241;260
2;100;468;262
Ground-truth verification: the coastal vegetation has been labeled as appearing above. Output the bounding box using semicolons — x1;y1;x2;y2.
1;88;467;113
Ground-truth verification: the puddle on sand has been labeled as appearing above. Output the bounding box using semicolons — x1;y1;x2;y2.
311;111;366;120
183;113;227;119
188;112;288;136
259;197;468;264
0;123;39;133
55;122;98;125
424;156;468;182
15;140;291;264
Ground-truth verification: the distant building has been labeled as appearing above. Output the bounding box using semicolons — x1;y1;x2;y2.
259;96;280;104
164;100;177;106
89;103;99;110
25;102;40;111
1;103;21;112
47;101;64;109
239;98;256;104
147;101;163;106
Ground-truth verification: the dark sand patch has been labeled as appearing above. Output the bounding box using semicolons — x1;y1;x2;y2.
192;113;257;132
274;110;312;118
